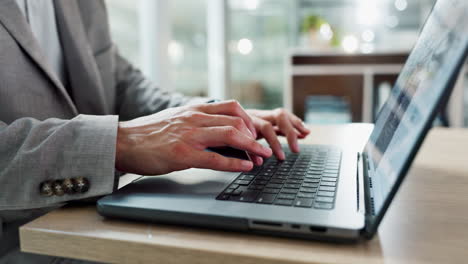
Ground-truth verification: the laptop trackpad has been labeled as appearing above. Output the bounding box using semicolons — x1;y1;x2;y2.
116;169;239;199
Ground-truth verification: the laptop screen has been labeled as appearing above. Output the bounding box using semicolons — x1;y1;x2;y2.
364;0;468;224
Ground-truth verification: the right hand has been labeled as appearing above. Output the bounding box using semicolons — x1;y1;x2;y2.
115;100;273;175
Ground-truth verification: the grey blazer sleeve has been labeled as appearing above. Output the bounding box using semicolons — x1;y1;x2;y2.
114;52;209;121
0;115;118;210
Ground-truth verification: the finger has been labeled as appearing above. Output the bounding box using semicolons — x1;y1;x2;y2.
191;150;254;172
250;155;263;166
257;119;285;160
196;126;272;158
188;112;254;139
287;112;310;135
274;126;304;138
195;100;257;139
277;112;300;153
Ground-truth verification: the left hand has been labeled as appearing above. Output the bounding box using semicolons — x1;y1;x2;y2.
246;108;310;161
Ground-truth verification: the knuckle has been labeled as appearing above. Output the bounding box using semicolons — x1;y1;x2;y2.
227;158;238;169
172;143;189;156
278;110;287;118
225;127;238;140
181;111;195;120
232;117;245;128
228;100;241;111
186;111;204;120
261;122;273;131
286;131;296;139
208;153;223;166
181;126;199;138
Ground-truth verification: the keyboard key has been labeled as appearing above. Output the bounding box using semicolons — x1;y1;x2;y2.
300;187;317;193
322;173;338;178
272;175;288;179
286;179;302;184
277;193;296;200
281;188;299;194
254;180;268;185
304;178;320;183
294;198;314;208
316;196;334;203
320;181;336;187
239;175;255;181
263;188;280;194
266;183;283;189
289;175;304;180
297;192;315;198
291;172;305;177
270;179;286;184
293;169;307;173
229;184;240;189
231;189;242;196
256;193;277;204
248;185;263;190
317;191;334;197
284;183;301;189
319;186;336;192
234;180;251;185
217;194;230;200
314;202;333;209
321;177;337;182
224;188;235;194
309;165;323;169
275;199;294;206
249;166;262;173
302;183;319;188
238;190;260;202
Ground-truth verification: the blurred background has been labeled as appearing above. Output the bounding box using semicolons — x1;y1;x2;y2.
105;0;467;126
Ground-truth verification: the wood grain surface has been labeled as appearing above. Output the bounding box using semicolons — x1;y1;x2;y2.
20;124;468;264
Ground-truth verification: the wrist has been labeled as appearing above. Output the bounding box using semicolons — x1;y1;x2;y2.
115;122;131;172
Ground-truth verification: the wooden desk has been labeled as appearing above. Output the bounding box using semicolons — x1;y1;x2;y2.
20;124;468;264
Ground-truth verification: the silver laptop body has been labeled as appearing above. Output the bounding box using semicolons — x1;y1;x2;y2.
97;0;468;242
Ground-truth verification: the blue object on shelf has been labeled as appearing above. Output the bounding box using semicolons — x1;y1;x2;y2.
304;95;351;124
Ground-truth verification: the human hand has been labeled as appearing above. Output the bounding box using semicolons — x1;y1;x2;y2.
246;108;310;160
115;100;272;175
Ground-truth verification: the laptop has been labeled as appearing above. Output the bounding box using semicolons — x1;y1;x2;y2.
97;0;468;242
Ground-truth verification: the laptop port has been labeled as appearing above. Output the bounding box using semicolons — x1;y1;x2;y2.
291;224;301;229
309;226;327;233
252;220;282;227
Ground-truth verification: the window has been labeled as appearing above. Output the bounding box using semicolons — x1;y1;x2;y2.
106;0;467;127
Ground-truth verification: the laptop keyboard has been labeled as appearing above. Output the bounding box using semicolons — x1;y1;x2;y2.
216;145;341;210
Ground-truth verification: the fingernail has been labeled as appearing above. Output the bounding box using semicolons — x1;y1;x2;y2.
293;142;300;153
241;160;253;170
279;150;286;160
263;146;273;155
257;157;264;166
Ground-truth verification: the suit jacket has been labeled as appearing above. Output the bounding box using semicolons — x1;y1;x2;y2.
0;0;205;261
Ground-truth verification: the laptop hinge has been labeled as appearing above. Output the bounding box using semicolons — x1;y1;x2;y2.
360;152;377;237
356;153;366;215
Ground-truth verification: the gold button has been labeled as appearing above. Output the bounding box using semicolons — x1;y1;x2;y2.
39;181;54;197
